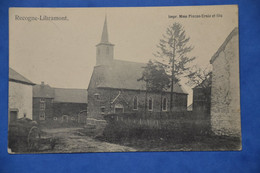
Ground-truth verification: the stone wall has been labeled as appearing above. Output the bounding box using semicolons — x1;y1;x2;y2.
53;102;87;118
210;31;240;137
88;86;187;117
9;81;33;120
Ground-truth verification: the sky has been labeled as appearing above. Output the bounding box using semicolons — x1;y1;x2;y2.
9;6;238;105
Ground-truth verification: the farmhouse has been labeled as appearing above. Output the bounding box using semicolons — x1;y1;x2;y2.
9;68;35;122
87;17;188;117
210;27;240;137
33;82;87;124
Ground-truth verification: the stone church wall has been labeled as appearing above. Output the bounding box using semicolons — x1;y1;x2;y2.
88;86;187;118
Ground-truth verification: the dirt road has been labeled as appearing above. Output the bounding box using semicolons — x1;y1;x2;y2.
41;128;136;153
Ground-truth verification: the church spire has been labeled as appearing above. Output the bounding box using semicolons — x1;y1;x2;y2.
96;15;114;66
100;15;109;43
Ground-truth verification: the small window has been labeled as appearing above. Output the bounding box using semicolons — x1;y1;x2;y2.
40;102;45;110
39;112;45;121
133;96;138;110
162;97;167;111
94;93;100;100
40;98;45;102
53;117;58;121
148;97;153;111
101;106;105;114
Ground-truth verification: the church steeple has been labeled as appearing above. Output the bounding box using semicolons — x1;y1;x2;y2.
96;16;114;66
100;16;109;43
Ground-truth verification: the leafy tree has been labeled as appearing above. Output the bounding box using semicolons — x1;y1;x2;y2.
138;60;170;112
154;23;195;111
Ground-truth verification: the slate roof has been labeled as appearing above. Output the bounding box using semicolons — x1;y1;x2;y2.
53;88;88;104
33;84;55;98
33;84;88;103
9;68;35;85
210;27;239;64
94;59;188;94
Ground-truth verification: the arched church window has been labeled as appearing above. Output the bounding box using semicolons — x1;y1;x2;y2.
133;96;138;110
162;97;167;111
148;97;153;111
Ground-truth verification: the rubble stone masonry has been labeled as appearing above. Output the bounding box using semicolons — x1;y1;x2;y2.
210;29;240;137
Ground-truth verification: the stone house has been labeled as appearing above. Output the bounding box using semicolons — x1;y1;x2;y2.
87;17;188;117
33;83;87;124
210;27;240;137
9;68;35;122
33;82;55;121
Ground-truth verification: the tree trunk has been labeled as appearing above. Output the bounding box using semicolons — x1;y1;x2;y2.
160;91;163;116
170;39;176;112
145;82;148;115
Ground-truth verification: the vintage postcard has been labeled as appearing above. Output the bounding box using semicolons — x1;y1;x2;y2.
8;5;241;153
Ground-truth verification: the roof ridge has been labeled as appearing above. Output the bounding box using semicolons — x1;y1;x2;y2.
210;27;238;64
54;87;87;90
113;59;146;65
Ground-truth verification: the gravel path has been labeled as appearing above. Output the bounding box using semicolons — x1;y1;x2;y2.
41;128;136;153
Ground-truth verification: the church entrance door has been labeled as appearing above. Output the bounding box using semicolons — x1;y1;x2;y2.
114;103;124;114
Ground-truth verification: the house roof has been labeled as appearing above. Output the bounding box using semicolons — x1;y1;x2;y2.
210;27;239;64
9;68;35;85
94;59;188;94
53;88;88;103
33;84;55;98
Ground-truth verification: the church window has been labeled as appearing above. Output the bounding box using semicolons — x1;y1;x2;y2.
133;96;138;110
94;93;100;100
162;97;167;111
148;97;153;111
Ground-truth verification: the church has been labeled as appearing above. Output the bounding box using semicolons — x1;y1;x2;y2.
87;17;188;117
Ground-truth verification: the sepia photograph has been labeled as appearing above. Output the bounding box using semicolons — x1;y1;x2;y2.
8;5;241;153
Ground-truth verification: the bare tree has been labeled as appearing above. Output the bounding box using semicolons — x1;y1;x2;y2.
186;65;212;114
154;23;195;111
186;65;212;89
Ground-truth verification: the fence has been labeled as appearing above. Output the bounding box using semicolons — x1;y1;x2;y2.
102;111;211;141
